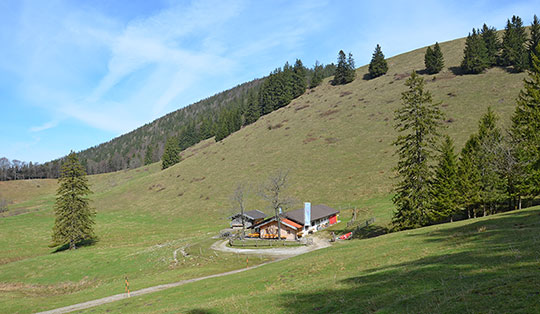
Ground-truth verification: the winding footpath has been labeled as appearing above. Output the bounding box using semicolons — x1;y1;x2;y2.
36;237;330;314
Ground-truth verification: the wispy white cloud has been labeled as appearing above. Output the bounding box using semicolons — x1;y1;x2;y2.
29;120;59;133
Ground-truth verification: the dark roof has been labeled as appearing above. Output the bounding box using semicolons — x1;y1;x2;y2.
284;204;339;225
229;210;267;220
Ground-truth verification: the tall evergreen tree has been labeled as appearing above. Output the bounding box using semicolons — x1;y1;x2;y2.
333;50;354;85
310;61;324;88
429;136;459;223
481;24;500;67
144;145;154;165
392;72;443;231
424;42;444;74
501;15;528;72
476;108;505;216
461;28;489;74
369;44;388;79
510;44;540;200
161;136;180;169
243;91;260;126
457;136;482;218
345;52;356;82
529;15;540;65
51;151;95;250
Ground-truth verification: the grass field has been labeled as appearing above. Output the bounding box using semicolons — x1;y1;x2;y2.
83;206;540;313
0;33;533;313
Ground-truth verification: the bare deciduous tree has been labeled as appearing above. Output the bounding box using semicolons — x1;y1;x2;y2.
259;170;295;239
231;184;247;239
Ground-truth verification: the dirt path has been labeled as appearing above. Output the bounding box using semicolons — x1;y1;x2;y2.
36;237;330;314
210;236;331;256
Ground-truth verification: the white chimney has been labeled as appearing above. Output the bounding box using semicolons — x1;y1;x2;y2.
304;202;311;227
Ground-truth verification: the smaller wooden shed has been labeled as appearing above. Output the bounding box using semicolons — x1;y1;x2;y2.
229;210;267;229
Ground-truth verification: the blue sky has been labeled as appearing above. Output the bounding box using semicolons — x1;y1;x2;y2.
1;0;539;163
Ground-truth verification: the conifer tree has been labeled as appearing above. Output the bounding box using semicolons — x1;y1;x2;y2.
144;145;154;165
291;59;307;98
51;151;95;250
243;91;260;126
501;15;528;72
392;72;443;231
529;15;540;65
369;44;388;79
457;136;482;218
424;42;444;74
309;61;324;88
481;24;500;67
510;44;540;200
333;50;352;85
345;52;356;82
461;29;489;74
161;136;180;169
476;108;505;216
429;136;459;223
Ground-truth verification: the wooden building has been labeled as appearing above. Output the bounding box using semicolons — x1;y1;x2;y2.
229;210;267;229
251;217;303;240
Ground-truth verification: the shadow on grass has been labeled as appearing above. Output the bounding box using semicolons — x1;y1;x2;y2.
278;208;540;313
51;238;98;253
186;309;217;314
351;225;389;239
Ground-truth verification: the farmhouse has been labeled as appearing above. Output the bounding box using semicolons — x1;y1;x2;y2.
229;210;267;229
285;203;339;233
251;203;339;239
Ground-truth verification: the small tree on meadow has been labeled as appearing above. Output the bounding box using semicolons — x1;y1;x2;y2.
424;42;444;74
51;151;95;250
501;15;528;72
481;24;500;67
369;44;388;79
333;50;355;85
461;29;489;74
161;136;181;169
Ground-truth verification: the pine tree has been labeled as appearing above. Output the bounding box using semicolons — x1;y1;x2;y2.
345;52;356;83
424;42;444;74
510;44;540;200
501;15;528;72
310;61;324;88
429;136;459;223
161;136;180;169
332;50;350;85
461;29;489;74
481;24;500;67
392;72;443;231
476;108;505;216
51;151;95;250
144;145;154;165
243;91;260;126
369;44;388;79
457;136;482;218
529;15;540;65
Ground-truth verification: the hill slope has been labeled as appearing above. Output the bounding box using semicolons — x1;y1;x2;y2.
0;35;530;313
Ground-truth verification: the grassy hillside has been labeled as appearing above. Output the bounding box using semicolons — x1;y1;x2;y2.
0;35;530;313
85;206;540;313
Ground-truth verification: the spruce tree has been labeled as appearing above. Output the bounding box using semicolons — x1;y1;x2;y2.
51;151;95;250
345;52;356;83
243;91;260;126
476;108;505;216
501;15;528;72
457;136;482;218
310;61;324;88
392;72;443;231
161;136;180;169
424;42;444;74
144;145;154;165
481;24;500;67
369;44;388;79
429;136;459;223
510;44;540;200
461;29;489;74
529;15;540;65
333;50;350;85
